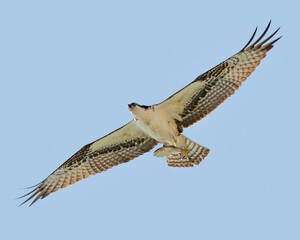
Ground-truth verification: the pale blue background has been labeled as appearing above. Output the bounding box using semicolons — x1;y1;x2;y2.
1;1;299;239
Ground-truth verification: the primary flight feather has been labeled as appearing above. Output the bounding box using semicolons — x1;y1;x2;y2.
20;21;280;206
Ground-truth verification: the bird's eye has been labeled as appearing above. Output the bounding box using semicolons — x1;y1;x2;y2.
128;103;135;109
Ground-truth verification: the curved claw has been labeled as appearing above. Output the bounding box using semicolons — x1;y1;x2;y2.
181;149;191;161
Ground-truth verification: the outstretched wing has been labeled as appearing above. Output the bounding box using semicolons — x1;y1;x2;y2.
157;21;281;128
19;121;157;206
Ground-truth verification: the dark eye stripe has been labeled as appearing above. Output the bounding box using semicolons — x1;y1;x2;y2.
139;105;150;109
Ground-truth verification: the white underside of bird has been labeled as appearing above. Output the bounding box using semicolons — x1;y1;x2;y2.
129;104;185;148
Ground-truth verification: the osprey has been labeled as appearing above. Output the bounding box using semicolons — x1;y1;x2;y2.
20;21;280;206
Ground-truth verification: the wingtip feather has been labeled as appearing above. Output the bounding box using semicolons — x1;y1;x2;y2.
241;20;280;52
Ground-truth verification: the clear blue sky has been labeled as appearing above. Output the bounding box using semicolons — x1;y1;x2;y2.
1;1;299;239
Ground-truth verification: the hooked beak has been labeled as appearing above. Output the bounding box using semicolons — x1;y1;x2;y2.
128;103;138;121
128;102;137;111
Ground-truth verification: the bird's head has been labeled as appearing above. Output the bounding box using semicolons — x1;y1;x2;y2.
128;102;152;121
128;102;138;111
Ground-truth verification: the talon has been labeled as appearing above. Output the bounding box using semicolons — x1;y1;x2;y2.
181;149;191;161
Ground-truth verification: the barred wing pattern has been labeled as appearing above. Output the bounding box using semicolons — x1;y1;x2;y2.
158;21;280;128
20;22;280;206
167;136;210;167
20;121;157;206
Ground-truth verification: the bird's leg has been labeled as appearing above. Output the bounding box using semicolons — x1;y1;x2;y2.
181;149;191;161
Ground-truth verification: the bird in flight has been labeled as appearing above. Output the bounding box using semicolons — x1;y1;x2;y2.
20;21;280;206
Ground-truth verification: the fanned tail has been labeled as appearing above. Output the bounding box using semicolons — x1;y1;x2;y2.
167;136;210;167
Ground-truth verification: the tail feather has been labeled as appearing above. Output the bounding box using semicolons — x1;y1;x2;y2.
167;136;210;167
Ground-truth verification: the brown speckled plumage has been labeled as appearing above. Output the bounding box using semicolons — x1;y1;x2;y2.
19;122;157;206
170;21;280;128
166;136;210;167
20;21;280;206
